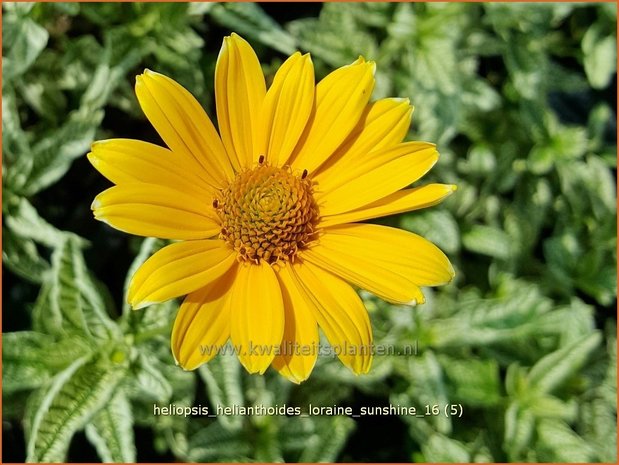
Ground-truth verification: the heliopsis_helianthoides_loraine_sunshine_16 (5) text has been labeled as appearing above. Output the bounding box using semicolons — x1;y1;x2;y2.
89;33;456;383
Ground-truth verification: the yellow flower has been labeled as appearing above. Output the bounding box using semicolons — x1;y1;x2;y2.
89;33;455;383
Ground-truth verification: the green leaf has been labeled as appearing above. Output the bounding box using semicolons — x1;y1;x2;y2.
17;76;68;123
580;392;617;462
2;85;33;187
396;351;451;435
462;224;512;259
529;395;577;422
582;23;617;89
552;125;588;161
587;103;614;150
85;389;136;463
3;2;36;15
128;350;195;456
199;352;245;431
3;331;93;394
129;353;173;402
543;233;580;279
2;226;49;283
580;328;617;462
527;332;602;395
504;401;535;461
439;356;501;407
21;47;141;196
461;144;497;177
23;108;104;196
421;433;470;462
2;4;616;462
3;332;54;393
50;237;118;341
254;420;283;462
26;354;128;462
534;299;595;345
298;416;355;463
503;34;547;101
5;196;81;248
206;3;297;55
3;11;49;81
527;145;556;175
505;363;528;398
583;154;617;217
288;4;379;68
79;28;143;108
431;281;553;348
186;422;252;462
48;2;81;16
537;419;595;462
129;299;176;345
279;417;317;455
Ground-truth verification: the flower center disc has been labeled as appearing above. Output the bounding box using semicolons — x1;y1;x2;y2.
215;163;318;265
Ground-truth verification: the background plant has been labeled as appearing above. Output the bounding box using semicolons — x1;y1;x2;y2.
3;2;616;463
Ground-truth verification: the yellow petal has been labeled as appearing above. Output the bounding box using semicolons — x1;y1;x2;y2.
317;142;439;216
128;239;236;309
215;33;266;171
271;265;319;383
87;139;214;198
303;224;454;304
257;52;315;167
172;267;236;370
288;59;376;173
314;98;413;192
320;184;457;228
291;261;372;374
135;71;232;187
229;261;284;374
92;184;219;240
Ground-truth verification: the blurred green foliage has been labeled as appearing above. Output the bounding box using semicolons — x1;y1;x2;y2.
2;2;616;463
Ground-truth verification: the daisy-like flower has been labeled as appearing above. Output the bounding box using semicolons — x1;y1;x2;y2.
89;33;455;383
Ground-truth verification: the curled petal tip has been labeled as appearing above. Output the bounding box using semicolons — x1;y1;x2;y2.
367;60;377;75
392;97;410;105
131;300;154;311
228;33;248;46
447;264;456;280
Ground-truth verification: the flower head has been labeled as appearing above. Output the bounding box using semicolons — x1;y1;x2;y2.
89;33;455;383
